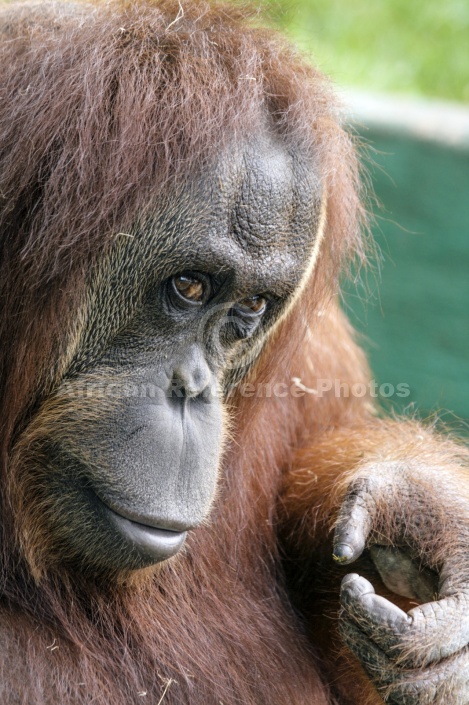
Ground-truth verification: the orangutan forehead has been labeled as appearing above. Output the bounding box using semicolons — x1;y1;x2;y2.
131;136;324;300
212;135;322;247
208;137;322;292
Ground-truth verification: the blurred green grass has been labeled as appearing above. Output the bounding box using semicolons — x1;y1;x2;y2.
268;0;469;101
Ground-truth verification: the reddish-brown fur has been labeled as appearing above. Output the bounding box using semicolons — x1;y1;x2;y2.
1;1;465;703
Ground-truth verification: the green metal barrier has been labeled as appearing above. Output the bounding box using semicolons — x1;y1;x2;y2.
345;97;469;422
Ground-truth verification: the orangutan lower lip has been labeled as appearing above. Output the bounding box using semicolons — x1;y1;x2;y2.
101;502;188;561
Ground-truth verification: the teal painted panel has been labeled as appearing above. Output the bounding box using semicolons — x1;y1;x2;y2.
345;131;469;421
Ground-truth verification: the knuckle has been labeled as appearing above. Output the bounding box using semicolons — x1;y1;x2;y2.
346;475;374;499
342;475;382;519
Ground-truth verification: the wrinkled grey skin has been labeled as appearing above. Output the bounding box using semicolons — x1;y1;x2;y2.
333;462;469;704
40;133;322;573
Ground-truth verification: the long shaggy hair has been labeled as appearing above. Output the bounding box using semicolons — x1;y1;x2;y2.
0;2;370;703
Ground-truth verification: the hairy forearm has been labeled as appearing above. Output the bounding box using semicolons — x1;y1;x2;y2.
281;418;468;540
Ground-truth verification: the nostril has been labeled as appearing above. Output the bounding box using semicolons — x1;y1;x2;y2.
169;375;201;400
168;375;187;400
174;376;212;400
170;371;208;400
169;345;213;400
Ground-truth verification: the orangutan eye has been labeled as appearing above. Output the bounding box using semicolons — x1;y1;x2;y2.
170;273;208;306
227;295;268;341
237;295;267;316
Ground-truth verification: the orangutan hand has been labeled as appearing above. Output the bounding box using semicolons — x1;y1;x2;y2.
333;461;469;704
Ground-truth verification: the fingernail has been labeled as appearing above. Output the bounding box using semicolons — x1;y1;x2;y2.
333;543;354;563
